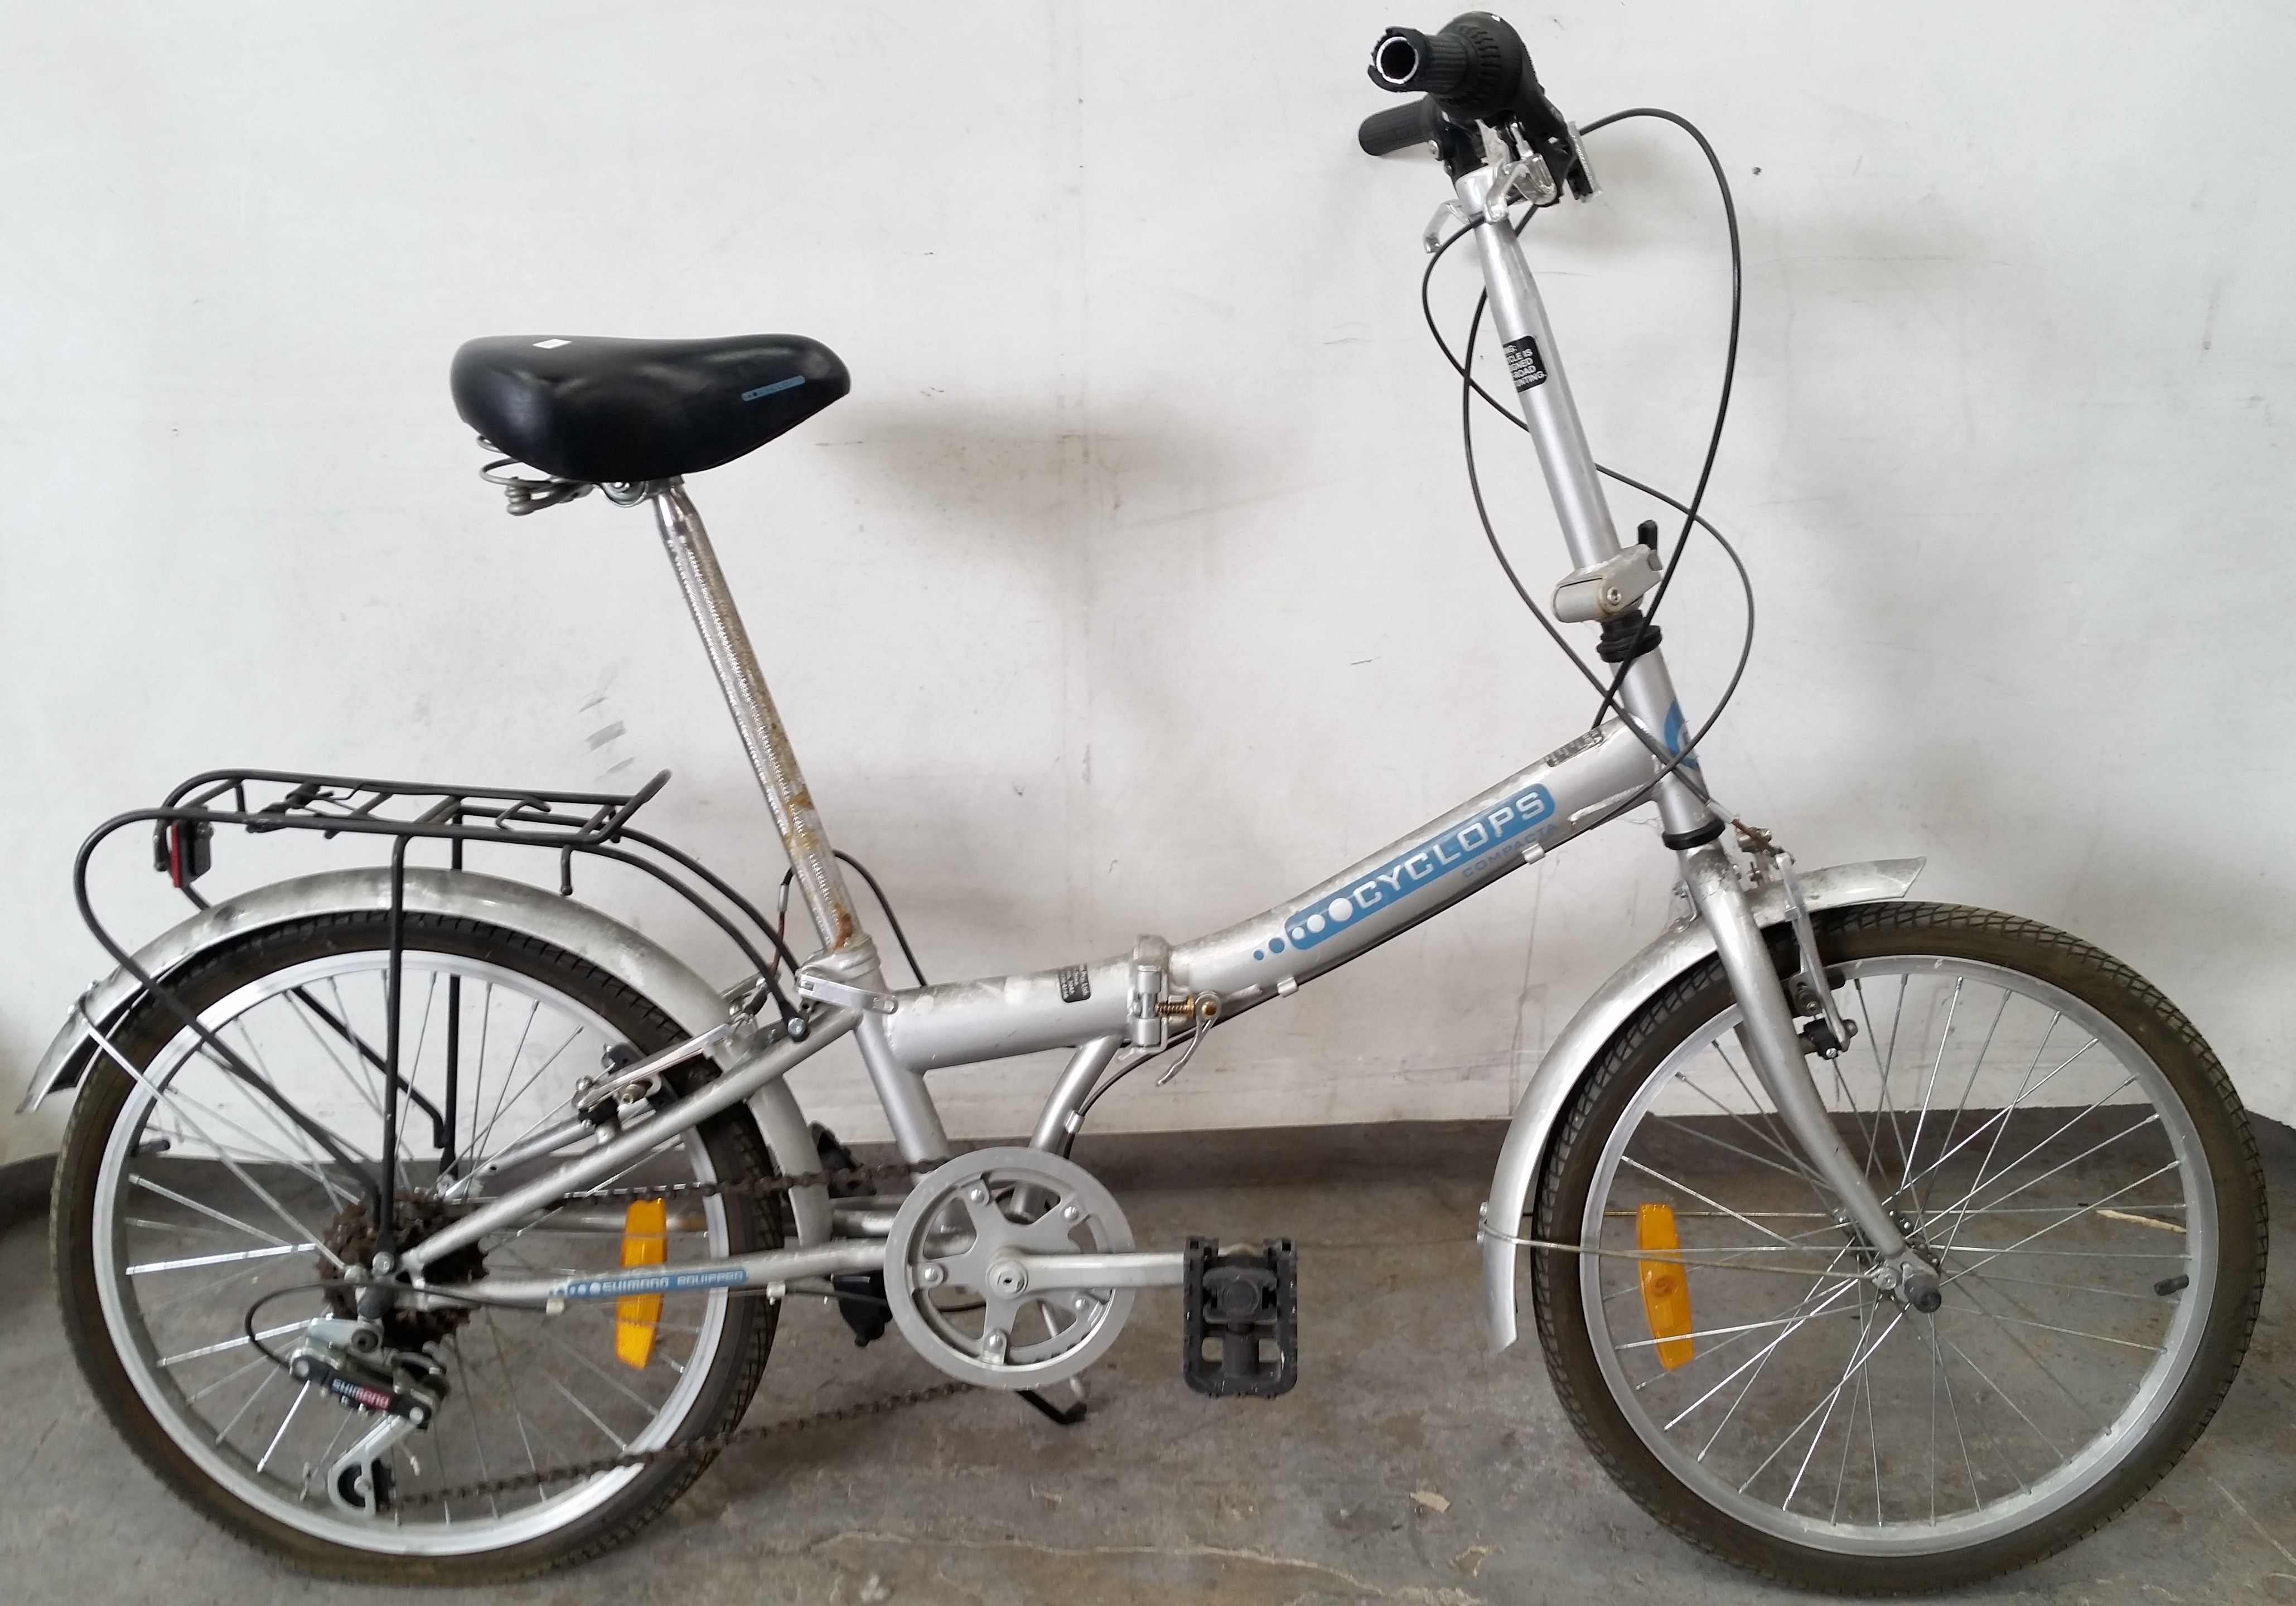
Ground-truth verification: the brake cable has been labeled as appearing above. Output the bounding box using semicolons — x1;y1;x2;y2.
1419;112;1758;827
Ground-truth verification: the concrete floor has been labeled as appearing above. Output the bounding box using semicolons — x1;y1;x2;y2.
3;1120;2292;1606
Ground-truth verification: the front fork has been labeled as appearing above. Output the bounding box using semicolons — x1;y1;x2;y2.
1457;160;1937;1310
1679;843;1942;1311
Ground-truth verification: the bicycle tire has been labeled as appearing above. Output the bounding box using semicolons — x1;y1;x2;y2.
53;909;779;1583
1530;901;2266;1593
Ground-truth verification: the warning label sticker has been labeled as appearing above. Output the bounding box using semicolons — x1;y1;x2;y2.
1504;335;1548;389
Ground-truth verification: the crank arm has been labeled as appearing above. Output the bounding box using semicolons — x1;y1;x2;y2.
975;1250;1186;1293
831;1202;901;1237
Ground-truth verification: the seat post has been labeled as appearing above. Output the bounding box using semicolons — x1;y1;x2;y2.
647;480;862;955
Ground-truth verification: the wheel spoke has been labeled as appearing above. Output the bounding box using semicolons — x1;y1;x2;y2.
1899;976;1963;1196
1739;1307;1905;1497
1566;939;2234;1556
1616;1155;1812;1256
77;936;758;1559
1947;1294;2160;1353
1702;1038;1825;1180
255;1381;313;1474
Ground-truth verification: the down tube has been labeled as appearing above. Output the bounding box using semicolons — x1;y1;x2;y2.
878;722;1660;1072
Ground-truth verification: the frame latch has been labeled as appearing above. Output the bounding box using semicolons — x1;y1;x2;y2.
1127;935;1173;1049
1551;545;1663;623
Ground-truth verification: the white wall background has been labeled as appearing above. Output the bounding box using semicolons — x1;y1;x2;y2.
5;1;2293;1166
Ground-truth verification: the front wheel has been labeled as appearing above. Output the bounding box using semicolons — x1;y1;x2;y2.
1531;902;2266;1594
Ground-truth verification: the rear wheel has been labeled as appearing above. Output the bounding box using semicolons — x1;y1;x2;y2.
54;910;779;1582
1531;902;2266;1593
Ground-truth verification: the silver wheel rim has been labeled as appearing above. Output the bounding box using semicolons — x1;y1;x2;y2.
90;948;743;1557
1575;956;2217;1557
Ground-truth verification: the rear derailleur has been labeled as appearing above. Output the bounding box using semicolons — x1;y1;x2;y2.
284;1317;446;1515
284;1191;482;1515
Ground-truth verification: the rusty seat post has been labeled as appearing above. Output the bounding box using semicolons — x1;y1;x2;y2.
646;480;950;1163
646;479;863;959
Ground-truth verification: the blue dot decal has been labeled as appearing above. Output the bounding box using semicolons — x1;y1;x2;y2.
1269;937;1285;954
1253;949;1265;961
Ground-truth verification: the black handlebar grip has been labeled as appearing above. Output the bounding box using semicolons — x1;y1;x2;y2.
1366;14;1535;125
1369;26;1475;96
1357;96;1443;157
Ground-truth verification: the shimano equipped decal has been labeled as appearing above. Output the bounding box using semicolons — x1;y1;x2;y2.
1275;782;1555;953
562;1266;749;1301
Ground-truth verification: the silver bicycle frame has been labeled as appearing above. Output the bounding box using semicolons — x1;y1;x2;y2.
395;147;1929;1305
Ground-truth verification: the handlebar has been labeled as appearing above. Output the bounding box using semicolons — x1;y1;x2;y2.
1358;12;1592;198
1367;19;1526;118
1357;97;1444;158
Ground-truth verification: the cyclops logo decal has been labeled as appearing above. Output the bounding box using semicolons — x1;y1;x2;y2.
563;1266;748;1300
1504;335;1548;389
740;375;806;402
1278;783;1555;952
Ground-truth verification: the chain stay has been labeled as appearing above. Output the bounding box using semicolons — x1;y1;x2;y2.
366;1158;949;1511
556;1158;940;1206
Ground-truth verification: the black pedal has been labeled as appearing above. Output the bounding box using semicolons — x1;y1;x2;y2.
1183;1236;1298;1398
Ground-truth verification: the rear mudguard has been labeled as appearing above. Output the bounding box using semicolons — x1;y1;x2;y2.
1479;858;1925;1352
17;868;834;1246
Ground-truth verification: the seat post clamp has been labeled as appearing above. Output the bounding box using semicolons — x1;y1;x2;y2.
794;971;898;1015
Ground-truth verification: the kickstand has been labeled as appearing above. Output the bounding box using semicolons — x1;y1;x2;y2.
1016;1379;1089;1427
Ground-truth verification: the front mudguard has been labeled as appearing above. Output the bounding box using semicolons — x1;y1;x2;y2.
1478;858;1926;1352
17;867;834;1245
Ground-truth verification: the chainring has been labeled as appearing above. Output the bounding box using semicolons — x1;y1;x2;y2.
884;1147;1137;1390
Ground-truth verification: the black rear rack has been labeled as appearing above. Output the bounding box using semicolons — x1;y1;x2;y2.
144;767;676;882
166;766;672;847
67;765;814;1245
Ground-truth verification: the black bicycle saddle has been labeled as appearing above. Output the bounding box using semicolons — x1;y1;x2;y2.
451;332;849;485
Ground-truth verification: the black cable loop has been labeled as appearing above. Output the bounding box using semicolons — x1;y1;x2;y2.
773;850;930;990
1572;108;1743;729
1457;284;1747;814
1419;110;1758;825
834;852;930;988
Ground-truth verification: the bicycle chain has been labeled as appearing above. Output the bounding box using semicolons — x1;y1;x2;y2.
559;1157;942;1206
395;1381;972;1511
388;1156;961;1512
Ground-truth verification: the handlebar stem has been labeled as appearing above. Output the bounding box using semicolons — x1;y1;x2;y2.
1456;167;1617;571
1455;166;1717;843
